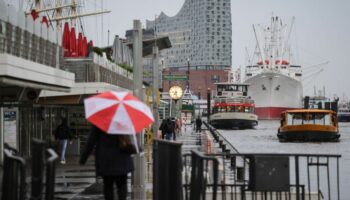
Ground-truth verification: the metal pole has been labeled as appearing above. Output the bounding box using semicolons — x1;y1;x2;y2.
207;89;211;123
187;59;190;92
132;19;146;200
152;46;159;139
0;107;4;164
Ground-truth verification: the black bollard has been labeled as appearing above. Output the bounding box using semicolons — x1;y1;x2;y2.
31;138;46;200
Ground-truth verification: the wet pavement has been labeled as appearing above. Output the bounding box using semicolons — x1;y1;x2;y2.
55;124;201;200
0;125;202;199
54;156;98;199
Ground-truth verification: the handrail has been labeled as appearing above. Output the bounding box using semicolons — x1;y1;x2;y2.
2;149;27;200
208;152;341;158
46;148;59;163
203;121;239;154
45;148;58;200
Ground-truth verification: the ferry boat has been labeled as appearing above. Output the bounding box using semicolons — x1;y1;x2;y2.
244;16;303;119
277;109;340;142
210;82;258;129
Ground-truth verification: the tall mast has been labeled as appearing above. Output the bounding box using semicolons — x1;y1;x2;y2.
71;0;77;27
280;17;295;65
35;0;41;11
253;24;266;69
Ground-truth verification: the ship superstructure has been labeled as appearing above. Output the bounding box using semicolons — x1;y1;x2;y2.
244;16;303;119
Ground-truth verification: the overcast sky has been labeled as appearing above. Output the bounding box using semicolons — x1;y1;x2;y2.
82;0;350;98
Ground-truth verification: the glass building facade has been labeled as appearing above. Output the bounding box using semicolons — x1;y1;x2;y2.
146;0;232;69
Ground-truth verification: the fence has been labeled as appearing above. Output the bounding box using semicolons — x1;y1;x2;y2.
183;150;219;200
1;148;26;200
198;122;341;200
45;148;58;200
182;151;341;200
0;19;62;68
1;140;58;200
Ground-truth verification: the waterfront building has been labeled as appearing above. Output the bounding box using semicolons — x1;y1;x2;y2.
146;0;232;97
0;1;75;160
0;1;135;159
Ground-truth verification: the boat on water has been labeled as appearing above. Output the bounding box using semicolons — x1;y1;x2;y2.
277;109;340;142
210;82;258;129
337;103;350;122
244;16;303;119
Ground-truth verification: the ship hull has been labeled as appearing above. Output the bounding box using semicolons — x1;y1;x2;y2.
210;112;258;129
245;72;303;120
337;114;350;122
277;131;340;142
255;107;297;120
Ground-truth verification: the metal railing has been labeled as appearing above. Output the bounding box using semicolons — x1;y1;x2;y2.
31;138;47;200
30;138;59;200
188;123;341;200
1;148;26;200
202;153;341;200
183;150;219;200
203;121;239;154
1;140;58;200
45;148;58;200
0;19;61;68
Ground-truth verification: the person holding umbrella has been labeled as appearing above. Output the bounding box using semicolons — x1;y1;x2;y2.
80;126;134;200
79;91;154;200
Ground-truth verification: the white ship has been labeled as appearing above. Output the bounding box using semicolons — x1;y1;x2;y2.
210;69;258;129
244;16;303;119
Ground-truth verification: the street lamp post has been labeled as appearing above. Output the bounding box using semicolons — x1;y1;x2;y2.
187;58;190;93
207;88;211;123
132;20;146;200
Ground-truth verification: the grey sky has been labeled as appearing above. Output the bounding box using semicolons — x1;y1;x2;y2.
83;0;350;98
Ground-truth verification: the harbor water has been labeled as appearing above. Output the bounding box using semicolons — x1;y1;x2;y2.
218;120;350;199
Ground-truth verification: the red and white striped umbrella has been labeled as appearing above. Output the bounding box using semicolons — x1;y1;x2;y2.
84;91;154;134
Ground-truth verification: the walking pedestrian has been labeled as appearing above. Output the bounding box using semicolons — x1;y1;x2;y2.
79;125;134;200
164;118;175;140
54;118;72;164
159;119;167;139
195;117;202;133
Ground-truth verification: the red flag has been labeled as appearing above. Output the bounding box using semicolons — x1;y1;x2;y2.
82;37;88;57
41;16;49;27
77;32;83;56
31;9;39;21
70;27;77;57
62;22;71;56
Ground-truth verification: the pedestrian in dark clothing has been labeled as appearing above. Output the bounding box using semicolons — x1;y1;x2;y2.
79;126;134;200
159;119;167;139
54;118;72;164
195;117;202;133
164;118;175;140
171;118;177;140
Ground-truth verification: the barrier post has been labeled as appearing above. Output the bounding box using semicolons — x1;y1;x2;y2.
31;138;46;200
2;149;26;200
153;139;183;200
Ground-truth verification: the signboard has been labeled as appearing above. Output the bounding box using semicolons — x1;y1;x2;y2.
4;108;17;149
163;75;188;81
182;104;194;111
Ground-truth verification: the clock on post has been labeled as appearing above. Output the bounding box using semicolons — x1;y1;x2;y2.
169;85;183;101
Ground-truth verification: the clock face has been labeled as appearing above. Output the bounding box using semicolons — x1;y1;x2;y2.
169;86;183;100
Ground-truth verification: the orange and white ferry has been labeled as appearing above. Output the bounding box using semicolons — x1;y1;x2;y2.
277;109;340;142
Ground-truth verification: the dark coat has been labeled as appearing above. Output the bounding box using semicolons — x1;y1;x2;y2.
54;124;72;140
196;118;202;127
79;126;134;176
